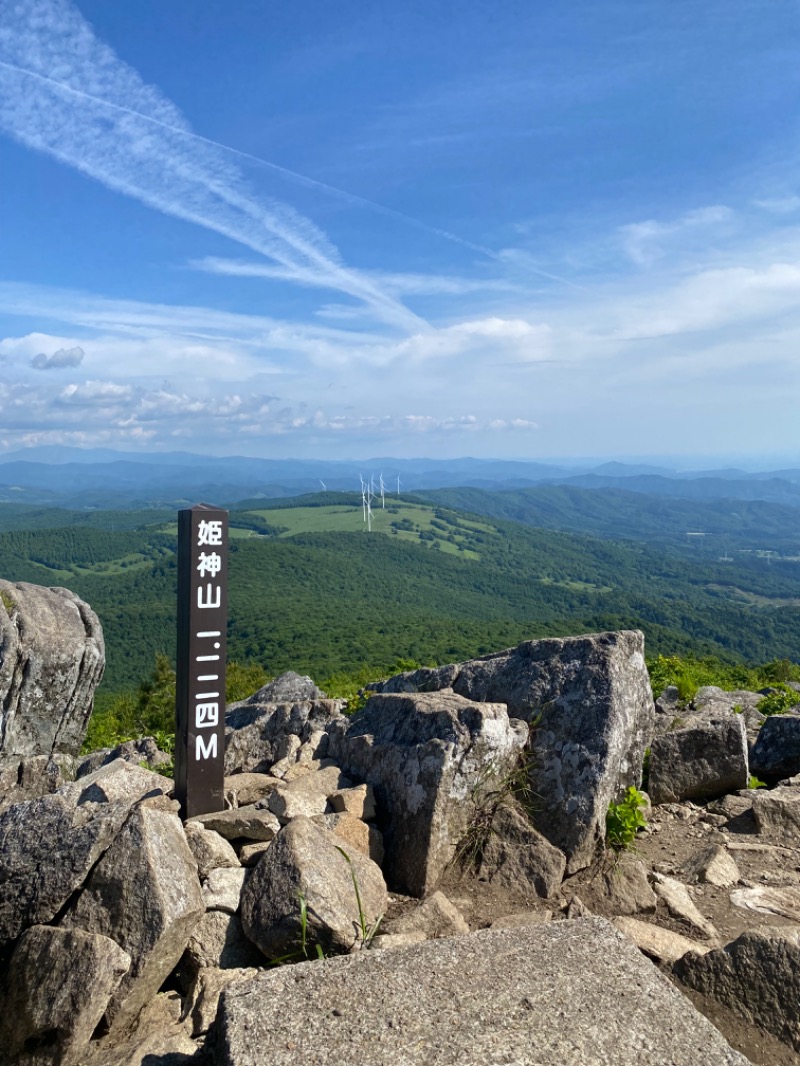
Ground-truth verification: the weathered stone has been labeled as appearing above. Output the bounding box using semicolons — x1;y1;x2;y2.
679;845;740;888
178;911;264;989
59;757;169;806
238;841;272;866
183;822;241;879
81;991;197;1066
651;873;719;941
241;671;325;704
329;783;377;821
648;717;748;804
750;714;800;784
0;752;75;811
0;580;105;759
223;772;281;807
268;734;303;778
386;891;469;938
224;685;343;775
368;631;654;876
0;925;131;1065
329;689;526;895
752;785;800;839
675;925;800;1051
490;910;553;929
613;916;712;965
369;931;427;950
217;919;749;1066
313;812;385;865
267;764;352;823
191;804;281;842
729;884;800;922
476;801;566;899
240;816;388;958
582;854;657;916
61;805;204;1033
184;967;259;1037
0;793;129;946
75;736;172;779
204;867;248;913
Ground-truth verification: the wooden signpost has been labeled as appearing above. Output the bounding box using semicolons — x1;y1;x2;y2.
175;503;228;819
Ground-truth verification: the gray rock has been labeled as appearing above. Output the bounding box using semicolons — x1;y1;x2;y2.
183;822;241;879
489;910;554;929
191;804;281;841
81;990;198;1066
582;855;657;917
0;580;105;759
648;717;748;804
240;816;388;958
267;764;352;823
312;812;385;865
242;671;325;703
369;931;427;951
75;736;172;779
329;783;377;820
0;752;75;811
61;806;204;1033
386;891;469;938
238;841;272;867
751;714;800;783
216;919;749;1065
368;631;654;875
184;967;259;1037
613;916;712;965
476;800;566;900
679;845;741;887
59;757;169;806
223;772;281;806
178;911;264;989
752;785;800;839
0;793;130;946
651;873;719;941
224;687;343;775
729;884;800;922
675;925;800;1051
0;925;131;1066
329;689;526;895
203;867;248;913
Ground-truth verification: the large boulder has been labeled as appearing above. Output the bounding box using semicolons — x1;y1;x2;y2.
216;919;749;1065
0;579;105;758
240;817;387;958
0;793;130;946
61;805;204;1033
675;926;800;1052
224;674;343;775
0;925;131;1066
329;689;527;895
750;714;800;783
368;631;654;874
648;717;749;805
476;800;566;900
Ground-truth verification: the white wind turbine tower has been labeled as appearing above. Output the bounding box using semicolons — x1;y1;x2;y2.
365;476;374;532
379;474;386;509
319;480;326;492
396;475;402;495
359;475;367;524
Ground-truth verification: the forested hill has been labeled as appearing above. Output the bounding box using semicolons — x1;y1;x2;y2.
1;497;799;694
419;485;800;555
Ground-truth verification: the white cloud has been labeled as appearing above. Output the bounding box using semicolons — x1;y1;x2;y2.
621;205;734;266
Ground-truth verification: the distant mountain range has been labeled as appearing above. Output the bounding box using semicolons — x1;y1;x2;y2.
1;447;800;509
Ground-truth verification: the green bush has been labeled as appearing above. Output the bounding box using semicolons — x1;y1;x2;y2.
757;684;800;717
606;786;648;850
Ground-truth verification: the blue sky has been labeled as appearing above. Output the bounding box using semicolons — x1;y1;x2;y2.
1;0;800;461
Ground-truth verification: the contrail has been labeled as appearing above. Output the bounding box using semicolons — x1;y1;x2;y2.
0;56;585;292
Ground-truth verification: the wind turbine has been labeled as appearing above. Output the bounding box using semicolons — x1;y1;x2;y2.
379;474;386;509
396;475;402;495
319;480;326;492
359;476;367;524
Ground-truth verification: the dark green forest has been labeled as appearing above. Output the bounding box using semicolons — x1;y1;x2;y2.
1;497;799;703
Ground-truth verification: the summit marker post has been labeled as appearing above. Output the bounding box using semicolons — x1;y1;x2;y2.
175;503;228;819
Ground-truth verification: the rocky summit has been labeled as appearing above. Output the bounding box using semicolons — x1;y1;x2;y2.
3;598;800;1065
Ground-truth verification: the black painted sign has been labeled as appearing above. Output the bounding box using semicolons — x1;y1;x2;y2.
175;504;228;818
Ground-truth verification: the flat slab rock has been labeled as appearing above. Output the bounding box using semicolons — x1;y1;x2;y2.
217;918;748;1066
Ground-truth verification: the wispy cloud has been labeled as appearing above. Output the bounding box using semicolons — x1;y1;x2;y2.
620;205;734;266
31;344;84;369
0;0;423;331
